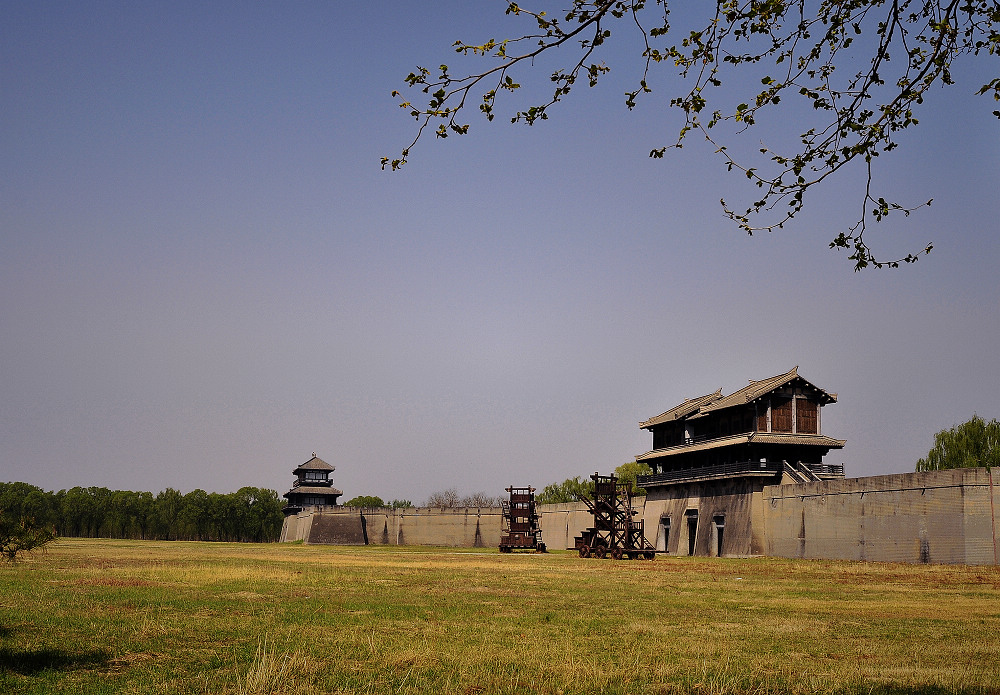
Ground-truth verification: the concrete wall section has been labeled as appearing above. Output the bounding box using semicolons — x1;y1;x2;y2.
278;512;304;543
642;480;767;557
307;509;368;545
285;504;590;550
965;467;1000;564
763;467;1000;565
367;508;503;547
281;507;503;547
536;501;593;550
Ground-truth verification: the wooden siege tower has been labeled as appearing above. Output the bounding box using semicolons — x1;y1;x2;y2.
576;472;656;560
499;486;546;553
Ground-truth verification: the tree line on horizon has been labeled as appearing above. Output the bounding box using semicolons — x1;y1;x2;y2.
0;482;284;544
343;496;414;509
6;414;994;560
344;490;503;508
396;462;654;509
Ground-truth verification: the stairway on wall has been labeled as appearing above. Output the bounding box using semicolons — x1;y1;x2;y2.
782;461;823;484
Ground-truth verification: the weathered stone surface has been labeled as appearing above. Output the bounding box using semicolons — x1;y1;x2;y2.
283;507;504;548
642;480;767;557
306;509;367;545
536;502;593;550
763;467;1000;565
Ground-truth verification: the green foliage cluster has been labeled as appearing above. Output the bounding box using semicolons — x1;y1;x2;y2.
343;496;413;509
0;482;285;543
0;510;56;562
424;488;502;507
344;495;385;508
388;0;1000;270
536;461;653;504
916;415;1000;471
535;476;594;504
613;460;652;496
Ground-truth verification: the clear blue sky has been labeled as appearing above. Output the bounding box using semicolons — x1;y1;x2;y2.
3;2;999;502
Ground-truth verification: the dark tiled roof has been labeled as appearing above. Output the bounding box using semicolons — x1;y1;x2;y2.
698;366;837;413
637;433;751;460
636;431;845;461
639;389;723;428
293;454;335;473
750;433;845;447
284;485;343;497
641;367;837;427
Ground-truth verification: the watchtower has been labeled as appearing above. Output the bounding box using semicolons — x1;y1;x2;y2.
282;453;343;516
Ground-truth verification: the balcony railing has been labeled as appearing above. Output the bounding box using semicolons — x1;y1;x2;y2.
805;463;844;478
638;460;783;486
638;460;844;487
292;479;332;488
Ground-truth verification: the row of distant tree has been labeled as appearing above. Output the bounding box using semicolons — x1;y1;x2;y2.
2;463;648;550
343;496;413;509
343;490;502;508
0;483;285;543
535;461;651;505
424;489;504;508
343;462;655;510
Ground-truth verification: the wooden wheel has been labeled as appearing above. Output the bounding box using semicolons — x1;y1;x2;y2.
594;545;607;559
579;545;591;558
611;548;623;561
644;551;656;560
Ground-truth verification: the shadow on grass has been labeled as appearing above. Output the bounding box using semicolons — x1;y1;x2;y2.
0;646;110;675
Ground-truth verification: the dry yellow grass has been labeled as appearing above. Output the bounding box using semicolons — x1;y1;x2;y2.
1;539;998;694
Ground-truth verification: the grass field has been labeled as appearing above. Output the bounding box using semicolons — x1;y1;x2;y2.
1;539;999;694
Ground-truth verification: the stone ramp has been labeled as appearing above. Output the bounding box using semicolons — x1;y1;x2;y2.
307;511;367;545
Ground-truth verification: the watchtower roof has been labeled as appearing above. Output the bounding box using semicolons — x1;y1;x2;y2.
640;367;838;429
293;453;335;474
639;389;723;429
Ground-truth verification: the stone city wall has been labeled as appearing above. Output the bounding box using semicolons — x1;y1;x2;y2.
763;466;1000;565
365;507;503;547
281;506;505;547
280;467;1000;565
536;501;594;550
